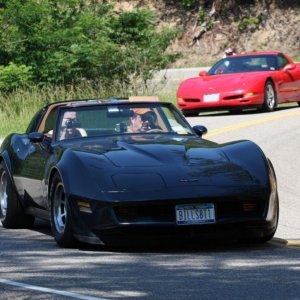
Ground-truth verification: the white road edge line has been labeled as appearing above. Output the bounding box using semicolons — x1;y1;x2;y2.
0;279;109;300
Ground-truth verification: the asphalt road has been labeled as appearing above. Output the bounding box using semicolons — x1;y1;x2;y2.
1;105;300;299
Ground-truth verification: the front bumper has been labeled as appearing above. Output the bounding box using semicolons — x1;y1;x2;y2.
177;92;264;110
69;193;278;246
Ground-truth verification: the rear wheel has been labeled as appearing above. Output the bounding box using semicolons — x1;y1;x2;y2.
297;102;300;106
182;109;200;117
50;173;78;248
0;161;34;228
261;80;277;112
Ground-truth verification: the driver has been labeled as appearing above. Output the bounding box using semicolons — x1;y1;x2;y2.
127;108;159;133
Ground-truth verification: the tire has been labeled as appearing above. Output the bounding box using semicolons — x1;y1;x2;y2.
261;80;277;112
297;102;300;107
0;161;34;228
50;173;78;248
182;109;200;117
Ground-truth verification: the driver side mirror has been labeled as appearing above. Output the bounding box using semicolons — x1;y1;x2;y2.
193;125;208;137
199;71;207;77
28;132;44;143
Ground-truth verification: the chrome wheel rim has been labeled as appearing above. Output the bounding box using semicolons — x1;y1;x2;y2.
0;170;8;217
266;84;275;109
53;183;67;234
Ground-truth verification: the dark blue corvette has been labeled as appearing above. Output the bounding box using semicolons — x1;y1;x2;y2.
0;98;279;247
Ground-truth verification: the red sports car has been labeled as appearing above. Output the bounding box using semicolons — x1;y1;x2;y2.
177;52;300;116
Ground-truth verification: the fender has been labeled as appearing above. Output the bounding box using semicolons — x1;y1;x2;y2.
220;140;270;189
51;149;109;203
0;150;12;177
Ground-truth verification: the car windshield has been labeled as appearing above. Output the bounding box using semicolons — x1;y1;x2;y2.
56;102;193;141
207;54;279;75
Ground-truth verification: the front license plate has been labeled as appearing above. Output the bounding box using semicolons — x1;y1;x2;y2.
176;203;216;225
203;93;220;102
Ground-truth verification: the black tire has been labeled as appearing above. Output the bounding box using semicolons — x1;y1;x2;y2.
182;109;200;117
261;80;277;112
50;173;78;248
297;102;300;107
0;161;34;228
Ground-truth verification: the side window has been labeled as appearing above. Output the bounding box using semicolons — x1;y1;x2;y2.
277;54;289;69
44;108;58;134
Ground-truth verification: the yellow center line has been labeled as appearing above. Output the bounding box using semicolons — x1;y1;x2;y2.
206;109;300;137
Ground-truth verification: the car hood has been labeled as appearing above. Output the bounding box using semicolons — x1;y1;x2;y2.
64;135;263;194
178;72;268;95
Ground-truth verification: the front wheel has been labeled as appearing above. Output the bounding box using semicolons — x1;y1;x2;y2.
261;80;277;112
50;173;78;248
0;161;34;228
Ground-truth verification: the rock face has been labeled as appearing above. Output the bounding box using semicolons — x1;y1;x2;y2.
111;0;300;66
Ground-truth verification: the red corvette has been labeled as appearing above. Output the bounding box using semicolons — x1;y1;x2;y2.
177;52;300;116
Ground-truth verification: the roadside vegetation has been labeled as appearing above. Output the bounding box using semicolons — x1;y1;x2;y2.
0;83;176;136
1;0;300;136
0;0;179;136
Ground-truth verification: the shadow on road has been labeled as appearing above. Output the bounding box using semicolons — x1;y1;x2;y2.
188;104;300;118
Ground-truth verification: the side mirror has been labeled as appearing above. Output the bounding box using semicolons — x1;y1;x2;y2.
28;132;44;143
193;125;208;137
199;71;207;77
283;63;296;72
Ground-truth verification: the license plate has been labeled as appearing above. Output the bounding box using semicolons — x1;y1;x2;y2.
176;203;215;225
203;93;220;102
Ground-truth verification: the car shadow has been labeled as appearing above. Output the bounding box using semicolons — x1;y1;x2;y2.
191;104;300;118
29;219;288;254
77;235;284;254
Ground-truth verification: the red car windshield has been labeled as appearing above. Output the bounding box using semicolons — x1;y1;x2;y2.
208;55;279;75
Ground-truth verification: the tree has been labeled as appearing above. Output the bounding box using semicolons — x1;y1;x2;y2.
0;0;179;90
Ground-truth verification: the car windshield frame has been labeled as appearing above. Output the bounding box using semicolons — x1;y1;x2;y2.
207;54;279;75
53;102;195;142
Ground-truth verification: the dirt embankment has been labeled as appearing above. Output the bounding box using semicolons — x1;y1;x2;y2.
112;0;300;67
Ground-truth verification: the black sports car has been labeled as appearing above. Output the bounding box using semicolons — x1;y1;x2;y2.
0;98;279;248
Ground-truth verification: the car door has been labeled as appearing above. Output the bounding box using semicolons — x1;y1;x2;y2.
11;134;52;209
11;106;58;209
276;54;300;101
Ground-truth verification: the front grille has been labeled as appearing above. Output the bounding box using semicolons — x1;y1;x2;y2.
184;98;200;102
114;198;267;224
223;95;243;100
114;204;174;223
217;199;266;219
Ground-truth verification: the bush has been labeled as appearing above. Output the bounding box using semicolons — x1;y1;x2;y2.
0;63;32;91
0;1;179;89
